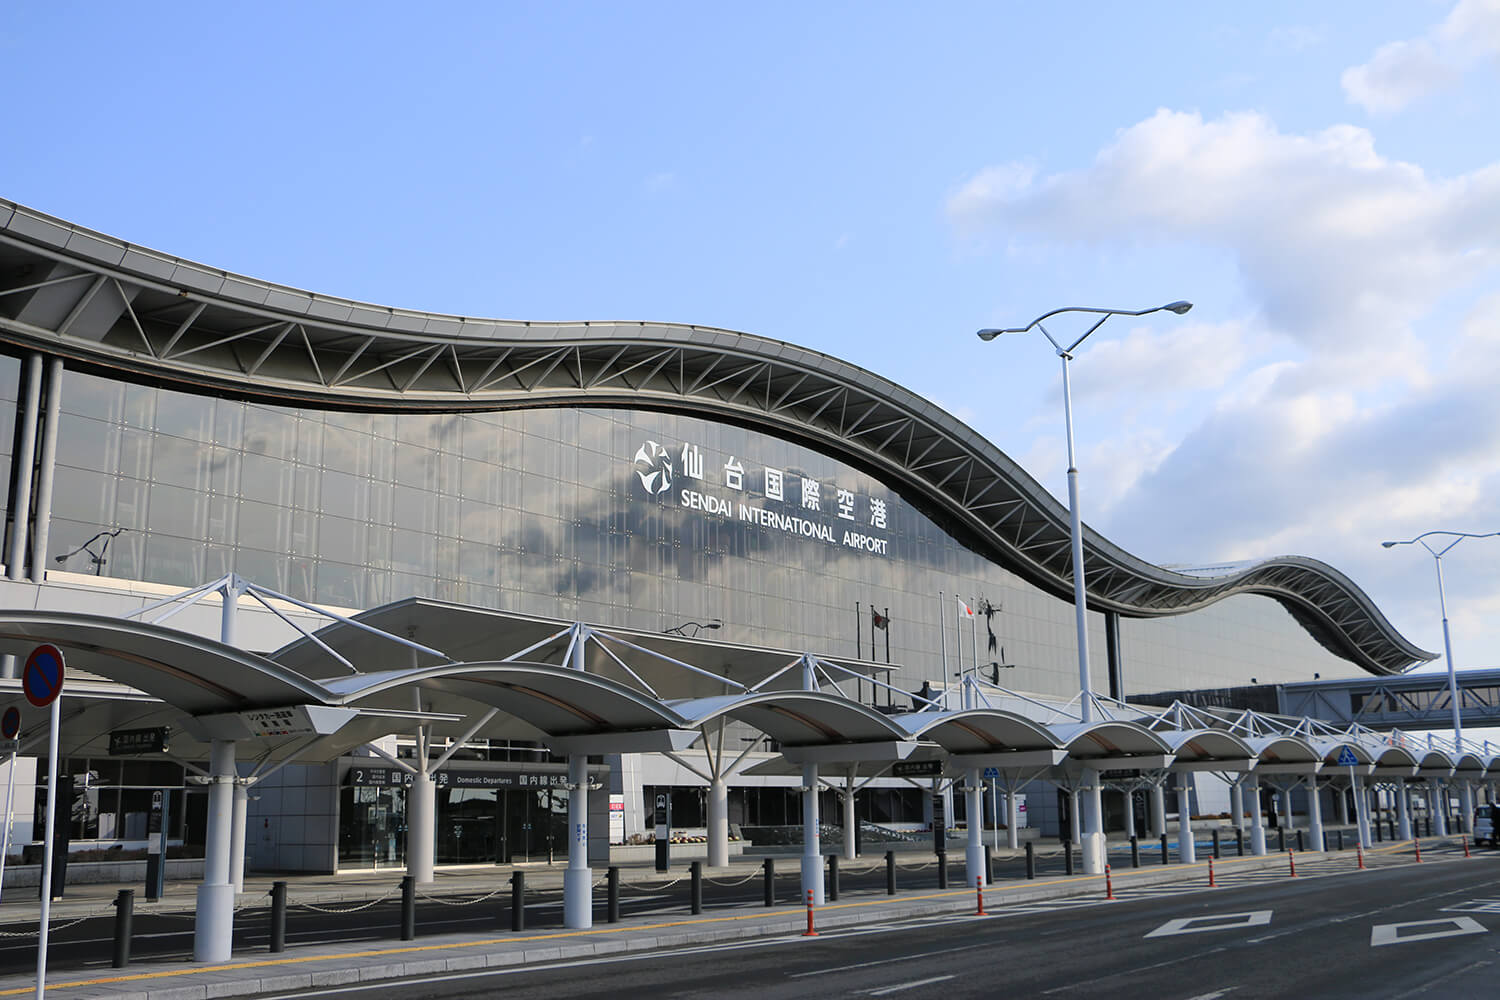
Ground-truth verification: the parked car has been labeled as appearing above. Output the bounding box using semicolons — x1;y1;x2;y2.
1475;804;1497;847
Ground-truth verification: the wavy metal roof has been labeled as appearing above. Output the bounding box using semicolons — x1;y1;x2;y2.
0;198;1432;675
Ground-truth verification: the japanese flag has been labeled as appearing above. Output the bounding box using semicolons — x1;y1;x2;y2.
958;599;974;618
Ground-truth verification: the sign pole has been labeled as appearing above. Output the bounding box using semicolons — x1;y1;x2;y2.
35;694;60;1000
0;747;15;905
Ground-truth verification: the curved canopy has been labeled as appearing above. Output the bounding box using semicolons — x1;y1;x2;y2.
1050;721;1173;760
0;198;1433;676
1452;752;1486;778
671;691;908;749
1158;728;1257;769
893;709;1060;754
0;610;331;715
1415;749;1456;776
1367;744;1421;777
324;661;689;739
1245;735;1322;773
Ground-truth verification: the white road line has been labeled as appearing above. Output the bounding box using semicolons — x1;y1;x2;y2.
1371;916;1488;947
863;974;956;996
1145;911;1272;938
1182;989;1238;1000
788;942;985;978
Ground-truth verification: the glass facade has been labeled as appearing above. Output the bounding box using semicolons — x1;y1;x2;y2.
31;365;1365;699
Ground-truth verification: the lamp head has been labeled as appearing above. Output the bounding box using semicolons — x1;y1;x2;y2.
1381;541;1400;548
706;619;722;630
1162;300;1193;315
976;328;1004;341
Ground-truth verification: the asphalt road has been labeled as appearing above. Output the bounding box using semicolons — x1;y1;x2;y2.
246;854;1500;1000
0;846;1127;974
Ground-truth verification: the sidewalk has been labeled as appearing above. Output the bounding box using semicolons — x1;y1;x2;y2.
0;838;1437;1000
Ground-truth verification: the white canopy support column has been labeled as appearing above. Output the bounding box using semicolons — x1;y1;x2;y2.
1430;779;1448;837
1231;779;1245;834
966;767;985;886
801;762;823;906
1122;787;1136;840
1150;779;1167;840
1355;775;1373;848
842;767;859;862
194;739;238;963
230;780;248;892
1248;776;1267;855
708;775;729;867
1336;784;1349;825
564;753;591;929
1279;787;1294;836
1396;779;1412;840
1306;778;1324;852
1080;767;1105;875
1175;773;1196;864
1068;787;1082;845
1460;780;1475;834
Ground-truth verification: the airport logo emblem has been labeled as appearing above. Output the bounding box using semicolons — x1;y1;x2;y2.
633;440;673;494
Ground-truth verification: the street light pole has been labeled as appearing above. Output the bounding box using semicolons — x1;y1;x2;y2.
1382;530;1499;834
977;300;1191;873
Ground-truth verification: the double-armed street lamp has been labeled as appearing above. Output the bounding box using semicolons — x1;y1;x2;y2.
976;300;1192;873
1383;530;1499;832
663;618;722;638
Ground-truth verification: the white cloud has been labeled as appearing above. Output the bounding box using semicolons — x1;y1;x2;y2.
947;104;1500;666
947;109;1500;367
1342;0;1500;113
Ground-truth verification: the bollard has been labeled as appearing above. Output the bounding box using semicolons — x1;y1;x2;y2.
1208;857;1216;888
1236;828;1245;857
690;860;703;914
1374;817;1383;843
1414;838;1423;863
1337;829;1344;851
1160;834;1169;866
1063;839;1074;876
111;889;134;969
1357;844;1365;869
886;850;897;895
1297;830;1305;852
1321;832;1328;853
764;858;776;907
1288;850;1297;878
827;853;839;902
510;870;526;932
1105;863;1114;900
937;850;949;889
607;866;620;924
985;846;994;886
400;875;416;941
1212;828;1221;860
1277;828;1286;853
1024;841;1035;880
270;880;287;953
1129;835;1140;869
1464;837;1471;858
1426;815;1432;837
803;889;818;937
976;875;987;915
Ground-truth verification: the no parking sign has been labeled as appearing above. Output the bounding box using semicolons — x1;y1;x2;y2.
23;643;65;708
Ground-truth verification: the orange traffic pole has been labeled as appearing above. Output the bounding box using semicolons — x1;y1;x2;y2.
803;889;817;936
1357;844;1365;869
1288;850;1297;877
1464;837;1471;858
1105;864;1114;900
1208;856;1216;887
1414;838;1422;863
977;876;987;915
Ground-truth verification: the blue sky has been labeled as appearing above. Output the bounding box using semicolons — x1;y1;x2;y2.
4;2;1500;681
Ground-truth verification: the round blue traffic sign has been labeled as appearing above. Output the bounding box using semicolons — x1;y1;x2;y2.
0;706;18;739
23;643;65;709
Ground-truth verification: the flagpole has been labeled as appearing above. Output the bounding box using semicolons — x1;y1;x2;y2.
938;591;947;706
970;596;980;707
884;608;890;664
856;602;861;660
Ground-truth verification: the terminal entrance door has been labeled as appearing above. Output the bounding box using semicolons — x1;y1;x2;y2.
500;787;566;863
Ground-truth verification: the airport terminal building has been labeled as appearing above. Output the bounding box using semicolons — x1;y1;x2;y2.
0;198;1434;882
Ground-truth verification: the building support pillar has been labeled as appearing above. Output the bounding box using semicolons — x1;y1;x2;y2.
1460;781;1475;835
1396;780;1412;841
1081;769;1105;874
1430;780;1448;837
1306;778;1324;852
842;769;859;862
1150;780;1167;839
707;775;729;868
1231;779;1245;833
194;740;237;963
229;781;248;892
564;754;591;929
1249;777;1266;856
801;763;822;905
1176;774;1196;864
408;771;435;883
1006;784;1021;850
966;768;985;886
1355;775;1372;848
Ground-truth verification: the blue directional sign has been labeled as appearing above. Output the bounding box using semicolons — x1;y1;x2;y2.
1336;747;1359;767
23;643;65;708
